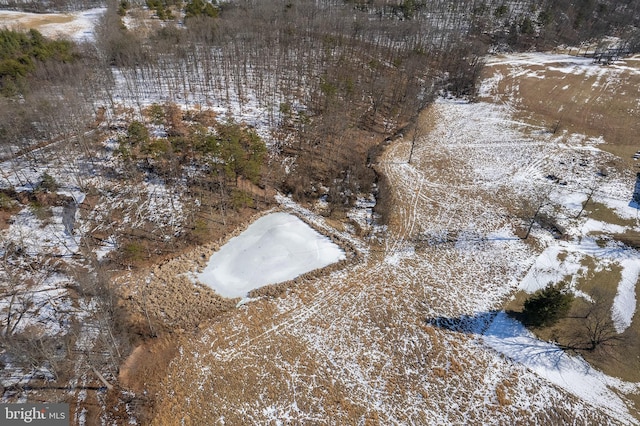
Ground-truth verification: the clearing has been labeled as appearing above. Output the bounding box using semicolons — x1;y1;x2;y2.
0;8;104;41
148;55;640;424
1;8;639;422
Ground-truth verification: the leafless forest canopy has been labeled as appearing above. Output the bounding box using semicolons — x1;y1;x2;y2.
5;0;638;211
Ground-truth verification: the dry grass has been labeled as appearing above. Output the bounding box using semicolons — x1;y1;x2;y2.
114;209;271;332
503;290;529;314
483;56;640;388
117;336;178;422
481;56;640;168
0;13;76;30
144;101;618;424
120;58;640;424
496;381;512;406
615;231;640;250
585;202;638;228
509;257;640;382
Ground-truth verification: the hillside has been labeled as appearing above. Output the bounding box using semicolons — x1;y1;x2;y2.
0;1;639;425
146;55;640;425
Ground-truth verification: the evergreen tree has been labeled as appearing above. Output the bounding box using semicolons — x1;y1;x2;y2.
522;283;574;328
185;0;218;19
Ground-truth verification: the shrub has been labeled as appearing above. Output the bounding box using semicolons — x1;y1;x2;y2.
522;282;574;328
231;189;254;209
118;0;129;16
189;218;209;244
0;28;76;94
494;4;508;18
141;138;171;157
29;200;51;221
116;136;132;160
123;242;146;263
39;172;58;193
144;103;165;125
0;192;13;210
185;0;219;19
127;121;150;146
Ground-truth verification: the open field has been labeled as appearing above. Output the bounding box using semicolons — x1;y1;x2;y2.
144;55;640;424
480;53;640;165
0;8;103;41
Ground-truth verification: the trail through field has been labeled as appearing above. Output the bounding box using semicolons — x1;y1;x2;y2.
155;96;640;424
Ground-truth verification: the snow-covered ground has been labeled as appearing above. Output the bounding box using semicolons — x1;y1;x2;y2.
93;49;640;422
519;236;640;332
1;10;638;420
484;52;640;79
198;212;345;298
484;311;640;424
157;76;640;423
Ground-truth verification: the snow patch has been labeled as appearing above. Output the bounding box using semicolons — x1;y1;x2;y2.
612;259;640;333
3;207;80;257
518;245;585;293
484;311;638;424
198;212;345;298
95;235;117;261
0;8;105;42
519;237;640;332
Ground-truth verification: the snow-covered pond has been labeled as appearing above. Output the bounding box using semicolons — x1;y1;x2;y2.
198;212;345;298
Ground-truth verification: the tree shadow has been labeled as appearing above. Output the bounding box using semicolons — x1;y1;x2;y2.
426;310;529;334
426;311;499;334
630;172;640;209
426;310;572;372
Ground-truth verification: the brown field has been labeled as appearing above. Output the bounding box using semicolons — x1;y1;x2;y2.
109;53;640;424
480;54;640;167
0;12;75;31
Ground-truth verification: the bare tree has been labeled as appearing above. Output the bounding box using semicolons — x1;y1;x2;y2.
569;291;625;353
517;189;551;240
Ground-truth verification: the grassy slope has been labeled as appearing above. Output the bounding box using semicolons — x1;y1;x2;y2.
148;56;640;424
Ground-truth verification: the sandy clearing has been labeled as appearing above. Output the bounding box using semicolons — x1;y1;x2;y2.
0;8;104;41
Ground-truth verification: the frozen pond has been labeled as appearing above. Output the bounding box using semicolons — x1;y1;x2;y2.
198;212;345;298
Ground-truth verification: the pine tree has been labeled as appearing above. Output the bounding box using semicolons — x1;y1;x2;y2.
522;283;574;328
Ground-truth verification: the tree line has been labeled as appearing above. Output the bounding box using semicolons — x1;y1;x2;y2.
0;28;78;95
